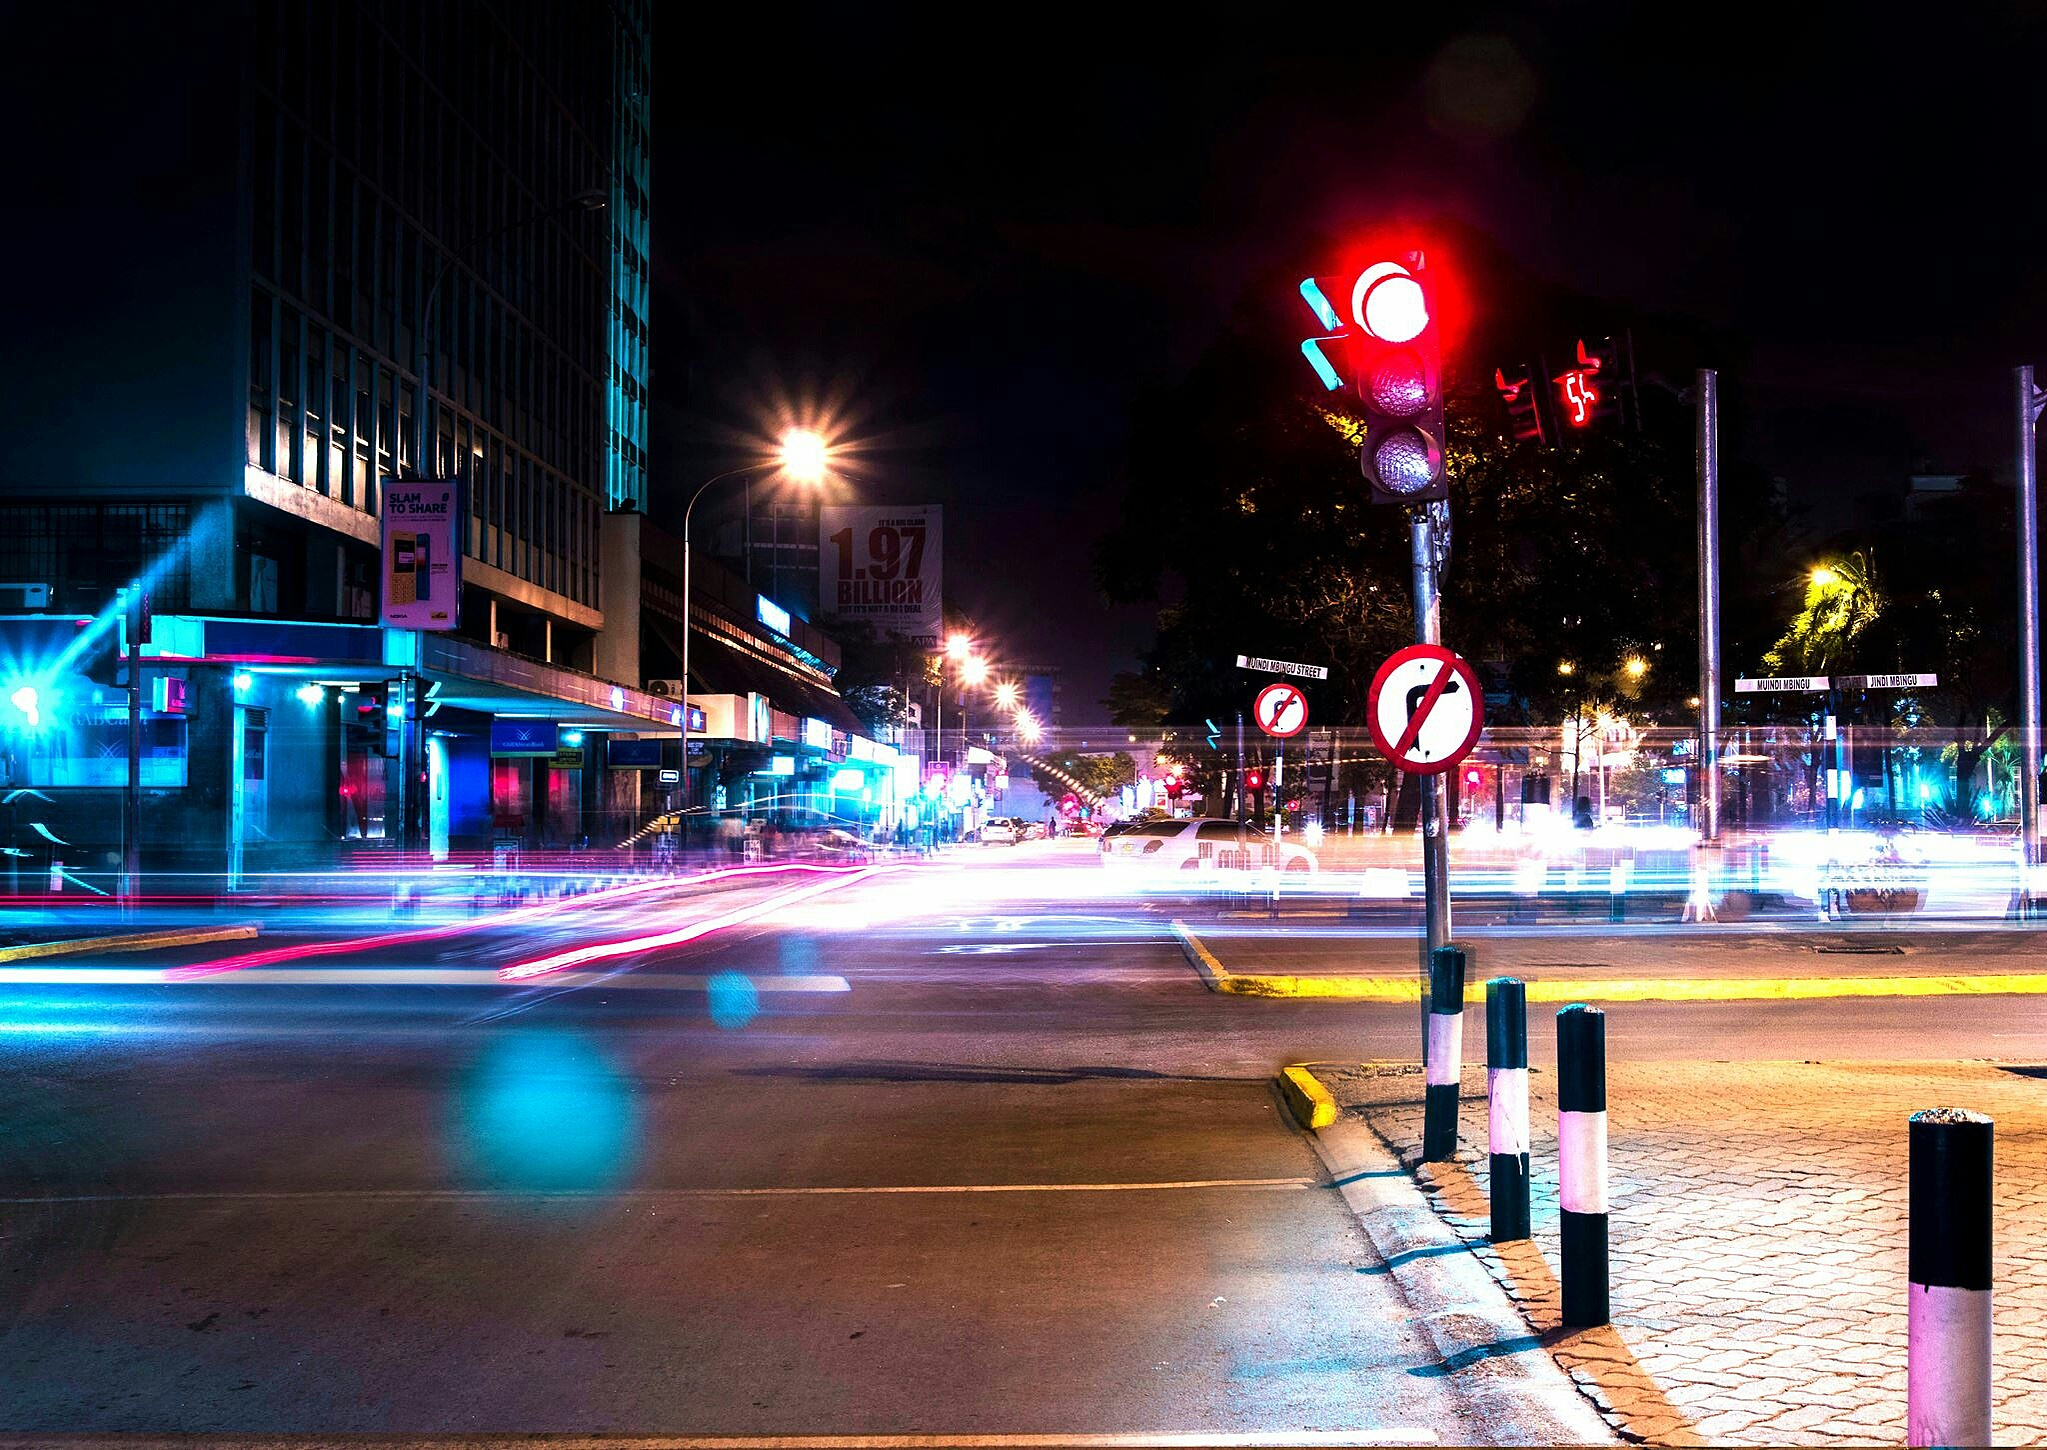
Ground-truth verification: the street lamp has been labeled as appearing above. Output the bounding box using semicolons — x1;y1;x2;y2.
1623;655;1649;680
679;429;835;825
993;680;1019;712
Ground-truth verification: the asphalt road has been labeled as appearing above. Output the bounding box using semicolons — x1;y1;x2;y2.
3;838;2044;1440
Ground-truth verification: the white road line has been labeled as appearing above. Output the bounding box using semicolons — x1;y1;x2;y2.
0;968;851;991
0;1177;1319;1206
611;1435;1436;1448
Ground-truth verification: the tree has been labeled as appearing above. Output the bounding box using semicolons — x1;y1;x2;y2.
1763;551;1884;675
1043;750;1137;801
1103;669;1171;726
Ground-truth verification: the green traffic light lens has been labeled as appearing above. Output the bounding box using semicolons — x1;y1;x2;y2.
1372;428;1439;494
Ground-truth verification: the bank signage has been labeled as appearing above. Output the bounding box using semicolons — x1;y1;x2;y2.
381;480;461;629
819;504;942;645
490;718;558;756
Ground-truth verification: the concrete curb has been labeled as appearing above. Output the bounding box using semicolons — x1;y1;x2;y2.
0;922;261;963
1330;1066;1704;1447
1290;1089;1617;1445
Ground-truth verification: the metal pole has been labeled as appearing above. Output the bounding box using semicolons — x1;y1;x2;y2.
2016;366;2044;903
123;618;140;905
1412;503;1452;1044
1697;368;1722;845
1235;710;1246;822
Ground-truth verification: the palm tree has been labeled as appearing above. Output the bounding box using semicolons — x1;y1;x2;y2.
1764;551;1884;675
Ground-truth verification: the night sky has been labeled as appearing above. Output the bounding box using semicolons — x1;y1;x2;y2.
654;9;2047;717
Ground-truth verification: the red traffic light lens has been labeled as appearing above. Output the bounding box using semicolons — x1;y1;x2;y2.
1245;771;1263;790
1353;263;1428;343
1369;428;1441;495
1367;349;1430;416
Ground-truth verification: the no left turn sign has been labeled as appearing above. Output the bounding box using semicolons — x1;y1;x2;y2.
1368;643;1484;775
1253;681;1309;738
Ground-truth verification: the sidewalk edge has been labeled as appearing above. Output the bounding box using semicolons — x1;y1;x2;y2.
0;923;261;963
1332;1067;1704;1447
1290;1089;1617;1445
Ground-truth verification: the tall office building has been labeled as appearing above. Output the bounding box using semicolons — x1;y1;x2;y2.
0;1;667;879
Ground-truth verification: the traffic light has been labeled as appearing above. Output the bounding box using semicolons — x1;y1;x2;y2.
1553;337;1623;431
1163;773;1183;800
1494;365;1547;446
1350;251;1447;505
1463;766;1484;792
1243;768;1263;793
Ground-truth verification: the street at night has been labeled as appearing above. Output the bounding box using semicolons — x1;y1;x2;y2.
11;4;2047;1445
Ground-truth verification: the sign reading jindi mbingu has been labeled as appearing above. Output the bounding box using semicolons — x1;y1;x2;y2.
819;504;943;646
381;480;461;629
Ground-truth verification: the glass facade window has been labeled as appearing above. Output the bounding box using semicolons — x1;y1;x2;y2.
241;0;644;613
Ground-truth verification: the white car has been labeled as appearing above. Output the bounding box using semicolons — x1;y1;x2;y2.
1098;817;1317;875
980;818;1021;845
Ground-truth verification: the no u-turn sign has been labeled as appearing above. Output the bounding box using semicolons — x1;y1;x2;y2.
1368;643;1484;775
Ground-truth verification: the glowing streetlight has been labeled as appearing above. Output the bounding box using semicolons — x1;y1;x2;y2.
994;680;1019;711
946;633;973;660
681;430;837;817
962;656;989;686
1810;565;1840;588
1015;711;1041;743
778;428;831;484
1623;656;1649;680
1557;660;1576;677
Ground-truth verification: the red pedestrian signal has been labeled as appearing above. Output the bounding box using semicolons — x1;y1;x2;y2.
1163;773;1183;799
1244;769;1264;792
1464;767;1484;790
1554;338;1622;430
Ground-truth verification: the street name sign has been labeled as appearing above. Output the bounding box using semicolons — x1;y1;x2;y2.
1734;676;1830;693
1835;673;1938;690
1367;643;1484;775
1253;681;1309;738
1236;653;1330;681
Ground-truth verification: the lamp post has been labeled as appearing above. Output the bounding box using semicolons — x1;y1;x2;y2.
678;430;830;832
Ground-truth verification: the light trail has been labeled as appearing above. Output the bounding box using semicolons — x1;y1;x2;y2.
499;866;885;981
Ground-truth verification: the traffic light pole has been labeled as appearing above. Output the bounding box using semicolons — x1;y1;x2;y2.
1411;501;1452;956
2016;366;2044;911
1696;368;1722;845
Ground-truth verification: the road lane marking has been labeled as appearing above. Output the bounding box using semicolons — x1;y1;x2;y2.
0;967;850;991
596;1435;1435;1448
1172;921;2047;1002
0;1177;1320;1206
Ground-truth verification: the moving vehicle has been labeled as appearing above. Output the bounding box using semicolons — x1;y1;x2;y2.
1098;817;1317;874
980;818;1022;845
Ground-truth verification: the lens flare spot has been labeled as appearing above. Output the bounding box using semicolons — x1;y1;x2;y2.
454;1031;639;1194
707;971;760;1029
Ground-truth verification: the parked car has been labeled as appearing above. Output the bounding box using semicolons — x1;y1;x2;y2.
980;818;1021;845
1098;817;1317;874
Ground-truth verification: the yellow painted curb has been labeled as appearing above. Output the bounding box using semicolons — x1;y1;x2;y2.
0;923;261;964
1278;1064;1338;1129
1174;921;2047;1002
1169;920;1233;990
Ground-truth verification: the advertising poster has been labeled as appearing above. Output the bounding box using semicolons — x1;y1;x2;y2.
381;480;461;629
819;504;942;646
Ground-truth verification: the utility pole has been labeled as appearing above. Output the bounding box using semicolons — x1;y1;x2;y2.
1696;368;1722;845
123;590;142;907
2017;366;2044;910
1235;710;1246;823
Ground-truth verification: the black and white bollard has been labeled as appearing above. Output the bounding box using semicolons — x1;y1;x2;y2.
1558;1003;1609;1327
1485;976;1530;1242
1422;945;1468;1162
1908;1108;1993;1448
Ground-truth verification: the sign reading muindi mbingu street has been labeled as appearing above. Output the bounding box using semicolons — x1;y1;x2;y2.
1235;653;1329;680
1734;676;1830;693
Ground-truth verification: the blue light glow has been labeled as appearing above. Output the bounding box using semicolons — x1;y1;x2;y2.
452;1030;640;1194
707;971;760;1029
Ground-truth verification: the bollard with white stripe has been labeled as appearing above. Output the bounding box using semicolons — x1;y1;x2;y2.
1485;976;1530;1242
1908;1107;1993;1448
1422;945;1468;1162
1558;1002;1609;1327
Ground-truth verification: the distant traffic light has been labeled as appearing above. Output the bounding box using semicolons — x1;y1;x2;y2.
1494;365;1547;446
1554;337;1623;431
1351;251;1447;505
1463;766;1484;791
1243;769;1264;792
1163;773;1183;800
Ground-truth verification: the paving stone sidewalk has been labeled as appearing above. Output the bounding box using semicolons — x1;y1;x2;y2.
1321;1059;2047;1447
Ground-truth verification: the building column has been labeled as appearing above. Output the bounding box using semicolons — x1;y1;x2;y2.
595;507;642;687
